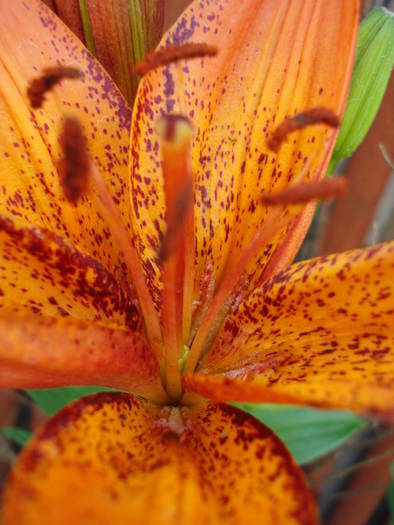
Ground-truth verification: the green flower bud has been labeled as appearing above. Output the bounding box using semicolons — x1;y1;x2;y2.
329;7;394;173
47;0;164;107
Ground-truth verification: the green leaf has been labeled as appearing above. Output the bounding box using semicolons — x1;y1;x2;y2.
237;404;365;464
1;426;31;447
27;386;116;416
129;0;146;65
78;0;96;55
388;463;394;525
329;7;394;173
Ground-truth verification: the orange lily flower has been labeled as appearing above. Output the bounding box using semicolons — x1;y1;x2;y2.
0;0;393;523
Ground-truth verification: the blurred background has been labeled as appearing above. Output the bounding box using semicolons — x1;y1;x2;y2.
0;1;393;524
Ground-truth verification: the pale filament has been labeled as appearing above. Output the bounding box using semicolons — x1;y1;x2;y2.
89;161;164;369
184;135;331;374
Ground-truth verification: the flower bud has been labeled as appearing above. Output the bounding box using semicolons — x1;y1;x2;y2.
47;0;164;106
330;7;394;172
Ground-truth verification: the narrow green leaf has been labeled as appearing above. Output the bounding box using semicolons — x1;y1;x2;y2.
129;0;147;65
1;426;31;447
27;386;116;416
129;0;165;65
237;404;365;464
329;7;394;173
78;0;96;55
388;462;394;525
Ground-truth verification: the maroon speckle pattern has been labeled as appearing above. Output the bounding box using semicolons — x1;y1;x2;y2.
0;0;169;400
0;0;132;278
193;243;394;414
0;215;138;328
129;0;356;308
3;393;317;524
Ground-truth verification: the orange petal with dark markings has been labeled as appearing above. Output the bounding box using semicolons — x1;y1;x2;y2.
0;213;138;328
0;313;166;403
0;0;132;279
130;0;359;307
184;242;394;417
2;393;319;525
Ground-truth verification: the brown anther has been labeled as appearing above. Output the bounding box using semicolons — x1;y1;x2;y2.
268;108;340;152
135;43;218;76
261;176;348;206
27;66;83;109
58;117;90;203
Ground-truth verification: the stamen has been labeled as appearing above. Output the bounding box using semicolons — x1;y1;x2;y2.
268;108;340;152
58;117;90;203
89;162;163;361
185;140;331;374
184;207;296;374
261;176;348;205
27;66;83;109
135;43;218;76
156;114;194;401
57;118;163;366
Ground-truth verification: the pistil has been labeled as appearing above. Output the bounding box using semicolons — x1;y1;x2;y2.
157;115;194;401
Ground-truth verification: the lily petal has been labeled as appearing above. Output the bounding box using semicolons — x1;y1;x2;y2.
0;313;166;402
184;243;394;416
2;392;318;525
0;0;132;275
0;213;137;327
130;0;359;303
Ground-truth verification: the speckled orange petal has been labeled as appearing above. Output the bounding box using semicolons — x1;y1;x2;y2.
2;392;318;525
0;0;132;276
184;242;394;416
130;0;359;304
0;213;138;327
0;313;166;402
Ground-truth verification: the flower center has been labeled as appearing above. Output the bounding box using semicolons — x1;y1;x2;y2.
28;60;345;405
